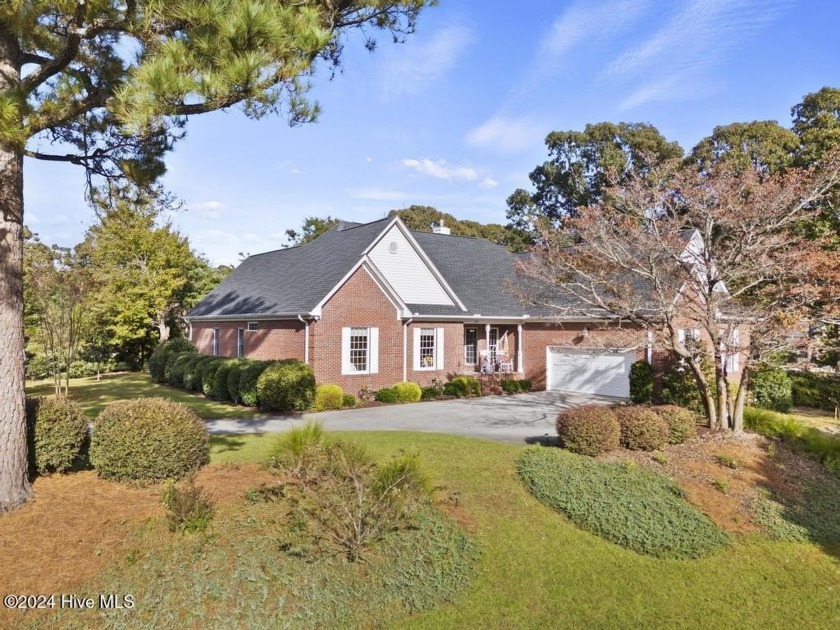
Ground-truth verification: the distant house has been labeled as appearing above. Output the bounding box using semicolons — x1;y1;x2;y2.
186;217;743;397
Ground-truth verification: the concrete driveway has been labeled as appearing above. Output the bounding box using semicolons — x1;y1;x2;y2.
205;391;617;445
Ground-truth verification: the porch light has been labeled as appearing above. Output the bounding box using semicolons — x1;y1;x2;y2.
582;326;590;338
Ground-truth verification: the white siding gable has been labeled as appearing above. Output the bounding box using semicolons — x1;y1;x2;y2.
368;225;454;306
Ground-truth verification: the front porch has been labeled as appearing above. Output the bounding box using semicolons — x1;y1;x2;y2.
462;323;523;376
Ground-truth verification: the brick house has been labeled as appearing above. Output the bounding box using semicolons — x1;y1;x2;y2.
186;217;743;397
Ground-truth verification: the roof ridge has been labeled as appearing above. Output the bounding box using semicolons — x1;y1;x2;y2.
409;229;501;245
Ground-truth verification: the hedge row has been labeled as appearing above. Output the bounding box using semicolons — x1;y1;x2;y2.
149;339;315;412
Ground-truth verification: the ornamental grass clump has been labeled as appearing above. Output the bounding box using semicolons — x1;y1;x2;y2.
90;398;209;482
614;405;669;451
25;396;89;475
555;405;620;456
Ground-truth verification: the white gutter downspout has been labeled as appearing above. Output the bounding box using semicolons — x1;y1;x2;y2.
403;318;413;382
298;315;310;365
517;323;524;374
646;331;653;364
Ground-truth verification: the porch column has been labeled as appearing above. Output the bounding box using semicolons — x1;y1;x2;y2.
485;323;491;372
517;323;524;373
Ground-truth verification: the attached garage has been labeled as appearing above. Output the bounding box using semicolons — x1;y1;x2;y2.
546;347;635;398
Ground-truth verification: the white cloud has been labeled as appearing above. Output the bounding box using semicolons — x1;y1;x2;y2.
606;0;791;109
365;157;373;163
290;168;302;175
190;201;225;219
378;24;474;98
347;187;409;202
465;116;544;153
402;158;479;182
480;177;499;190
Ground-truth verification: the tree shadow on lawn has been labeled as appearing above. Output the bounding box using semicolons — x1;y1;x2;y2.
752;442;840;562
210;433;271;456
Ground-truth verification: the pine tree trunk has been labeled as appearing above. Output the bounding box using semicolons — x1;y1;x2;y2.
0;32;32;512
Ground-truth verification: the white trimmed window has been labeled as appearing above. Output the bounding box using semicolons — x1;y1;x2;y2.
414;327;444;370
212;328;220;356
341;327;379;375
237;328;245;358
464;327;477;365
247;321;258;332
677;328;701;347
726;329;740;373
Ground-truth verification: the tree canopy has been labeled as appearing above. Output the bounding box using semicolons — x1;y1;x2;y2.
506;122;683;234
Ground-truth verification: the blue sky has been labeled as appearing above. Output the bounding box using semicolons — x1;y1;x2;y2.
24;0;840;265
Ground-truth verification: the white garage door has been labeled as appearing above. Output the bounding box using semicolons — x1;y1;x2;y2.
546;347;634;398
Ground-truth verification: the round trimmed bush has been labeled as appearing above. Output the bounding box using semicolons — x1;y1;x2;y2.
749;369;793;412
443;375;481;398
614;405;669;451
518;379;533;392
629;361;654;404
26;396;88;475
148;338;196;383
314;384;344;411
201;358;227;397
556;405;620;456
652;405;699;444
166;352;196;389
190;356;217;392
375;387;400;403
90;398;209;482
501;379;520;394
227;361;247;403
182;354;204;391
211;359;241;401
239;360;273;406
256;360;316;412
393;381;422;403
342;394;357;408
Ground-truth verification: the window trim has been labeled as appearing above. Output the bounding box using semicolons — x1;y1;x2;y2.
413;326;444;371
237;328;245;358
212;328;220;356
341;326;379;375
464;327;477;365
246;321;258;332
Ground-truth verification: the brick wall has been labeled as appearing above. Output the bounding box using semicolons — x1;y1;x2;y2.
521;322;647;389
312;265;404;395
191;320;306;361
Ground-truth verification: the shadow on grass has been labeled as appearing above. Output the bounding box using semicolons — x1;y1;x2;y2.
210;433;270;455
753;442;840;563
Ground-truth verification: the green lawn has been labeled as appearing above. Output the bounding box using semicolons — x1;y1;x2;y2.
26;372;268;420
208;431;840;630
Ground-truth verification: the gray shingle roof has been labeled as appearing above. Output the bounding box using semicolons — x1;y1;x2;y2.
187;219;391;317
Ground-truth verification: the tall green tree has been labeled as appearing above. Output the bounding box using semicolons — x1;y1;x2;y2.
686;121;799;175
0;1;432;512
506;122;683;233
284;215;339;247
389;205;532;252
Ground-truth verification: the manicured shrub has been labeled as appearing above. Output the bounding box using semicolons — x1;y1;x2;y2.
25;396;88;475
239;360;273;406
256;360;316;412
201;358;227;397
342;394;357;408
749;369;793;412
517;447;730;559
443;375;481;398
375;387;400;403
789;371;840;412
211;359;241;401
162;478;215;533
166;352;196;389
517;379;533;392
501;379;520;393
555;405;620;456
182;354;205;391
421;386;438;400
189;356;218;392
314;384;345;411
614;405;669;451
393;381;422;403
227;361;247;403
652;405;698;444
148;338;196;383
629;360;654;404
90;398;209;482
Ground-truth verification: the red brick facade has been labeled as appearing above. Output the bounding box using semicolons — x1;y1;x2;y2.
189;264;747;398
